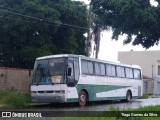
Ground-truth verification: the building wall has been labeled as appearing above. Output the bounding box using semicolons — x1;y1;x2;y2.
143;78;154;95
118;50;160;78
0;67;32;93
154;75;160;95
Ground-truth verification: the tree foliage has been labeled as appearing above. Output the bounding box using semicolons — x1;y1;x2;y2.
91;0;160;48
0;0;88;68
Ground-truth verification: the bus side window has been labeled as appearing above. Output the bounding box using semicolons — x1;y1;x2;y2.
106;64;116;77
88;61;94;74
133;69;141;79
117;66;125;78
95;63;100;75
81;60;93;75
100;63;105;75
125;68;133;78
82;60;88;74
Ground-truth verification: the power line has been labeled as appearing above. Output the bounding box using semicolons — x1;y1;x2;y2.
0;15;59;27
0;6;89;30
0;13;86;32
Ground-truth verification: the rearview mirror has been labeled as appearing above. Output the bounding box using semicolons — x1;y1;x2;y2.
67;67;72;76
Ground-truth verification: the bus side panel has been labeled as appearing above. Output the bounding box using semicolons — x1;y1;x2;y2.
76;75;133;101
66;87;79;102
127;79;143;98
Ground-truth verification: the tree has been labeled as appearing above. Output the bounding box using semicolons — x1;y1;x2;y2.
0;0;88;68
87;5;101;58
91;0;160;49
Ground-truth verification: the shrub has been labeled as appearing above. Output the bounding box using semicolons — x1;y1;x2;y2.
0;90;31;107
141;93;149;99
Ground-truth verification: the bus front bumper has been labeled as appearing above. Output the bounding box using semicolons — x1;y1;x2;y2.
31;93;66;103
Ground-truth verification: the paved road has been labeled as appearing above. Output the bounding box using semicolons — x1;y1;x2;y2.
1;97;160;111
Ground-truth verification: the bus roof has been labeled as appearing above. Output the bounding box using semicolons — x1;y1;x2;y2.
79;55;141;69
36;54;85;60
36;54;141;69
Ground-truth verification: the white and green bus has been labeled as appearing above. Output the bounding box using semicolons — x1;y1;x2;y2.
31;54;143;106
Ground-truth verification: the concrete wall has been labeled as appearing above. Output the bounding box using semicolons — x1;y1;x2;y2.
154;75;160;95
0;67;32;93
143;78;154;95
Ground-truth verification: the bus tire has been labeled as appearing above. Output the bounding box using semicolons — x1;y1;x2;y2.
79;91;87;107
126;91;132;102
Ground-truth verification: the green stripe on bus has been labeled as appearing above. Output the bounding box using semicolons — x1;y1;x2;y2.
76;84;131;101
67;96;140;103
67;98;78;102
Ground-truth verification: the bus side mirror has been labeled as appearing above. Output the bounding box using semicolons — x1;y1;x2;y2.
67;67;75;87
67;67;72;76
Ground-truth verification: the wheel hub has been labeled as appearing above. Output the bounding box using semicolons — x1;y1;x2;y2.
80;95;85;103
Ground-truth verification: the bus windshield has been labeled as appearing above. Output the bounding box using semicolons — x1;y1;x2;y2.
32;58;67;85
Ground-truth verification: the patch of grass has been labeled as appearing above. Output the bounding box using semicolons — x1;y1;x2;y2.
0;90;31;107
139;93;149;99
65;105;160;120
65;117;115;120
129;105;160;111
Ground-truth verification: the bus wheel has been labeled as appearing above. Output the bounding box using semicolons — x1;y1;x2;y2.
79;91;87;107
126;91;132;102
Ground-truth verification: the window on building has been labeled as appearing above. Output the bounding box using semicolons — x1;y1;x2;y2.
106;64;116;76
117;66;125;77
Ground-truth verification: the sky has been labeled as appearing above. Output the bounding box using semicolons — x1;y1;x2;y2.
78;0;160;62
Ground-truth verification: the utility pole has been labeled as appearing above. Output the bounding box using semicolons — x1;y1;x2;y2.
87;4;91;57
87;3;100;59
95;25;100;59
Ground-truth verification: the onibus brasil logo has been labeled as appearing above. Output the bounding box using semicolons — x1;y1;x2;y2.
1;112;42;118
